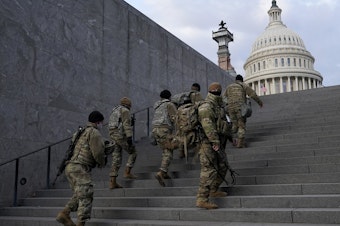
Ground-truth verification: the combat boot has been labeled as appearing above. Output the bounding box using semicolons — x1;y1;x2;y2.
109;176;123;189
196;201;218;209
124;166;137;179
76;222;85;226
56;208;76;226
163;172;171;179
155;170;166;187
210;190;227;197
237;138;246;148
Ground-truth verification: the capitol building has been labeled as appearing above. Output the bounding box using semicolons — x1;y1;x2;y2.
243;0;323;95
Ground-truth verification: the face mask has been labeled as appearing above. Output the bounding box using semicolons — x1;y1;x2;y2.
96;122;103;130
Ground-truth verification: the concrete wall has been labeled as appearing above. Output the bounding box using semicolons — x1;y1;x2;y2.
0;0;233;205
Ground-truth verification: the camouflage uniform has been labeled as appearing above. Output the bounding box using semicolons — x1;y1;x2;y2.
108;105;137;177
224;80;263;147
152;95;178;186
64;122;106;223
196;91;230;207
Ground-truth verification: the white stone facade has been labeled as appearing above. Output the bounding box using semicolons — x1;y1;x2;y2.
243;0;323;96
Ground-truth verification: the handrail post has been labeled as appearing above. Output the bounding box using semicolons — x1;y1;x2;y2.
13;159;19;207
132;113;136;142
46;146;51;189
147;107;150;137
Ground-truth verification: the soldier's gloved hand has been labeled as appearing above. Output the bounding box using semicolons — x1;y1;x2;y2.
127;137;133;146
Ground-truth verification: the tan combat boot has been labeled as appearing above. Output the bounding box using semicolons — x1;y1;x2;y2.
56;208;76;226
210;190;228;197
196;201;218;209
76;222;85;226
124;166;137;179
109;176;123;189
155;170;166;187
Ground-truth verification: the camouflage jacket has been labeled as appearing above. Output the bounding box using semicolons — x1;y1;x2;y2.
69;122;106;168
198;92;227;146
224;81;263;108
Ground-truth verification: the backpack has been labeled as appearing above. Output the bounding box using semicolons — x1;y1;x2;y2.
175;102;202;160
109;106;122;129
152;100;173;127
175;102;200;136
171;91;193;107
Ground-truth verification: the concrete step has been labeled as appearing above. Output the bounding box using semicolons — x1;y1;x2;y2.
21;194;340;208
1;216;339;226
32;182;340;198
1;206;340;224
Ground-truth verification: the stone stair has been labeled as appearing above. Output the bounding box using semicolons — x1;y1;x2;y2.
1;86;340;225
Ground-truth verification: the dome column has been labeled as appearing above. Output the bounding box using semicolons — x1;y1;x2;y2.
295;77;299;91
302;78;306;90
287;76;291;92
265;79;269;95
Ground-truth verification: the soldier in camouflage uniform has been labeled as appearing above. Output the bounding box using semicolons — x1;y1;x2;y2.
108;97;137;189
189;82;203;104
56;111;107;226
196;82;231;210
224;74;263;148
178;83;204;159
152;90;179;186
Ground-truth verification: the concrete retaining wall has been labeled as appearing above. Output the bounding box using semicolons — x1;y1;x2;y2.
0;0;233;205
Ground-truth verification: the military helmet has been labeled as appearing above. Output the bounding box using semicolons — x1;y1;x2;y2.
208;82;222;93
120;97;132;108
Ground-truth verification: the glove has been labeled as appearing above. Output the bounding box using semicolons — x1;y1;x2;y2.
127;137;133;146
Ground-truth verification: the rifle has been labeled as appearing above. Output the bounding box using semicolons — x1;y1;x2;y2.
202;144;239;187
52;126;85;186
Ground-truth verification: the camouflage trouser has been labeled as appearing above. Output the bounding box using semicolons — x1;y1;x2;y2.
196;142;228;203
152;127;178;172
109;138;137;177
64;163;94;222
228;106;246;139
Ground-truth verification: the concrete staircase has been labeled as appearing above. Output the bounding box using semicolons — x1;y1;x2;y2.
1;86;340;226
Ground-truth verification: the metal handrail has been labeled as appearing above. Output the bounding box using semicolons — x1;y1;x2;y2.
0;106;152;206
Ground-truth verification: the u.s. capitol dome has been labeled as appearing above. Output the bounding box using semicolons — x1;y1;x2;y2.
244;0;323;96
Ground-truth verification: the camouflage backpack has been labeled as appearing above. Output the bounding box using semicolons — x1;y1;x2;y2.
171;91;194;107
175;102;203;160
109;106;122;129
175;102;200;136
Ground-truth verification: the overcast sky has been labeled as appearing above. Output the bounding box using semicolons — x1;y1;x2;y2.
124;0;340;87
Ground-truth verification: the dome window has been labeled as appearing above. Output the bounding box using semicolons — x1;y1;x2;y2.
281;58;284;66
